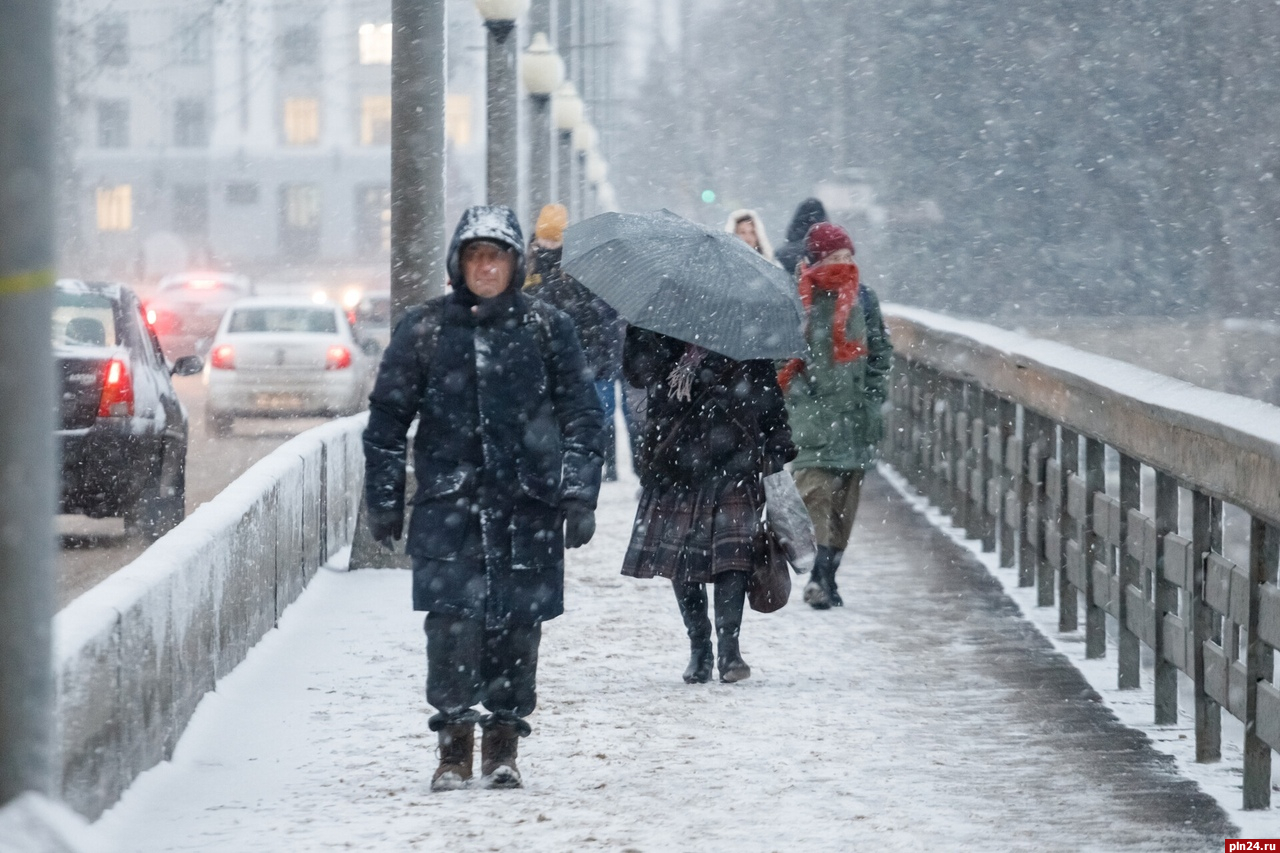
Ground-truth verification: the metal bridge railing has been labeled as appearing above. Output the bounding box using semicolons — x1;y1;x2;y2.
882;306;1280;810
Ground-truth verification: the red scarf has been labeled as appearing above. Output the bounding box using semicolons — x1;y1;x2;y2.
777;262;866;393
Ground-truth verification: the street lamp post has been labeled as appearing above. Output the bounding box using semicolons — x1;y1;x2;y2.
475;0;529;207
522;32;564;225
552;81;583;218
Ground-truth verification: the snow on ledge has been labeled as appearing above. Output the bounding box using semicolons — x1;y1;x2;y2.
53;414;366;666
884;304;1280;457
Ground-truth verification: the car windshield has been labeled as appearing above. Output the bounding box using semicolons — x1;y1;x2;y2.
228;307;338;334
52;292;117;348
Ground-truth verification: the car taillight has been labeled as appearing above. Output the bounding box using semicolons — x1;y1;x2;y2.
326;345;352;370
98;358;134;418
145;306;157;326
210;344;235;370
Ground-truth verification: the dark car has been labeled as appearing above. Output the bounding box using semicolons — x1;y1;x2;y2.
145;271;253;359
54;280;203;539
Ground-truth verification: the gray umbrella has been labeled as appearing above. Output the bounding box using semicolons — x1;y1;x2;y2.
561;209;807;361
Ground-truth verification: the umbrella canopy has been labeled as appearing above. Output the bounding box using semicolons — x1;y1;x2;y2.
561;209;807;361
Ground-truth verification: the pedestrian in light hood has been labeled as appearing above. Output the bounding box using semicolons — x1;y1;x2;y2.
777;222;892;609
724;208;776;264
363;204;605;791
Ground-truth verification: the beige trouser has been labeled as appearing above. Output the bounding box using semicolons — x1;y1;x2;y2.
793;468;866;552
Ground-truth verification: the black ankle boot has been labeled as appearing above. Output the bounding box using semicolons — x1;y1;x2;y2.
823;546;844;607
714;571;751;683
674;581;713;683
804;549;833;610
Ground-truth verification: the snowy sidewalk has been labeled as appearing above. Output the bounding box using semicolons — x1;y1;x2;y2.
96;474;1240;852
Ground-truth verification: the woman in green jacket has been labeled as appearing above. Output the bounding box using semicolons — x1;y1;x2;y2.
778;223;892;609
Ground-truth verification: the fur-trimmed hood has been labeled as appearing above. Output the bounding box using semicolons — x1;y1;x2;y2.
724;208;776;264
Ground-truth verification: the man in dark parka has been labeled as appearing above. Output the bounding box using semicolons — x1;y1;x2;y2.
362;205;604;791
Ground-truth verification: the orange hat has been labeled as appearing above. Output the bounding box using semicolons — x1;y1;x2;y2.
535;204;569;243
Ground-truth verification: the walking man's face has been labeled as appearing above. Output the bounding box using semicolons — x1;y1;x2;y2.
462;241;515;299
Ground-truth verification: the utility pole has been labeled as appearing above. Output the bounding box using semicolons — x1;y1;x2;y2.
0;0;57;804
390;0;447;323
351;0;447;571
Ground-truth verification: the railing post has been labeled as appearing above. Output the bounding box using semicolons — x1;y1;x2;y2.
1153;471;1179;723
966;386;985;543
981;392;1000;552
1243;518;1277;809
1191;491;1222;761
951;378;970;532
1058;428;1079;633
933;381;956;518
1083;437;1107;659
1118;453;1141;688
1025;411;1055;607
998;398;1018;571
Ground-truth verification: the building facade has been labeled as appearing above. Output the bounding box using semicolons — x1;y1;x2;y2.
60;0;477;289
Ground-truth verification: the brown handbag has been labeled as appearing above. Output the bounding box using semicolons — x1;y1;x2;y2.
747;521;792;613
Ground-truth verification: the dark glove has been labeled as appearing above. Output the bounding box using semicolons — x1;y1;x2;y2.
563;502;596;549
368;508;403;549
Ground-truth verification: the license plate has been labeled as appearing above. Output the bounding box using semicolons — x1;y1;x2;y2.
254;393;305;409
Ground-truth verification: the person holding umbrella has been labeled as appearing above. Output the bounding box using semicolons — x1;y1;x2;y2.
559;210;802;684
777;223;892;610
621;328;796;683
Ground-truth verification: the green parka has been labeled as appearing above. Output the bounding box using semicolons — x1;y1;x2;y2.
784;287;892;471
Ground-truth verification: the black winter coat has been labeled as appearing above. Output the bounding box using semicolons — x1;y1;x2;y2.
623;327;796;492
364;282;604;629
525;245;623;382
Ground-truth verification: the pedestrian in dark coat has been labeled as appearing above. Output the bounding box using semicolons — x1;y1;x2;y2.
775;197;829;276
777;223;892;609
363;204;604;792
524;203;625;479
621;326;796;684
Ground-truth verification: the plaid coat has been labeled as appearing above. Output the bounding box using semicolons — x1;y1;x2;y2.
620;328;796;582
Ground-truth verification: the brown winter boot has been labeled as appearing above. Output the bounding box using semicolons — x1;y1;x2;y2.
480;723;523;789
431;724;474;792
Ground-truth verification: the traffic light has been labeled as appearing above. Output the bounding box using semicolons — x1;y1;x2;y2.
700;189;716;204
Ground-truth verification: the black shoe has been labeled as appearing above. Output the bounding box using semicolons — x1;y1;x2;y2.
826;547;844;607
683;639;714;683
714;571;751;682
674;580;713;684
717;636;752;683
804;555;832;609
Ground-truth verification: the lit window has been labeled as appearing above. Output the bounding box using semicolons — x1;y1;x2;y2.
96;185;133;232
360;95;392;145
446;94;472;147
358;23;392;65
283;97;320;145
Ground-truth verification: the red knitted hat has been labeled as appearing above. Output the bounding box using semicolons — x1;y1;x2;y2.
805;222;855;263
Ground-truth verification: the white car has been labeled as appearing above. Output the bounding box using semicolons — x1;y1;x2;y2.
204;298;375;436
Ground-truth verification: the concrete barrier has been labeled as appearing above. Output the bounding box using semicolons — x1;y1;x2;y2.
53;415;368;819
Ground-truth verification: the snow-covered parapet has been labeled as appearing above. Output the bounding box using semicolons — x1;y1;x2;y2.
53;415;367;821
0;792;104;853
884;305;1280;524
